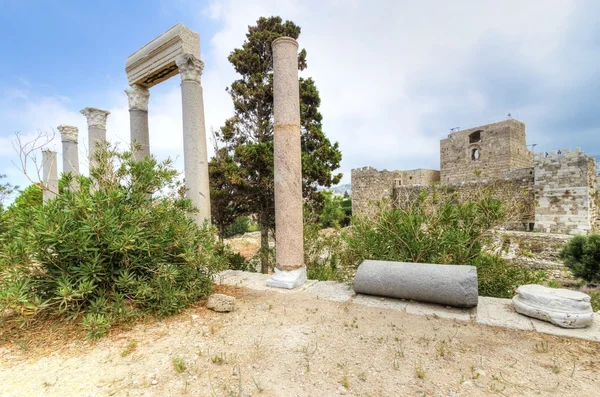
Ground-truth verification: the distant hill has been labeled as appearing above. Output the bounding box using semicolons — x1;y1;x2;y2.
318;183;352;196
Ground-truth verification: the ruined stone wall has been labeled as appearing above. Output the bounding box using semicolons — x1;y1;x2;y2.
394;169;440;187
393;171;535;229
534;149;596;235
440;120;533;185
351;167;403;216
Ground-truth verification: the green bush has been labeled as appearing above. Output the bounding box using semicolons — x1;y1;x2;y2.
559;234;600;283
342;188;545;297
225;215;251;238
304;223;343;281
0;144;229;338
472;254;546;299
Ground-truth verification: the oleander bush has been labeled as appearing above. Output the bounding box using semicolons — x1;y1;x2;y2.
0;144;229;338
341;187;545;298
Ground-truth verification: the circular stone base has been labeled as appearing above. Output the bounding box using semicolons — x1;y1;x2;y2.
513;284;594;329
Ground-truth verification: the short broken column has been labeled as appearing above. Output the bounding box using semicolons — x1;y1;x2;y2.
175;53;211;225
353;260;479;308
58;125;80;190
267;37;306;289
125;84;150;160
80;107;110;168
42;149;58;202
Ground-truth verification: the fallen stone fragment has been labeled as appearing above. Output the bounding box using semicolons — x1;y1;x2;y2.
512;284;593;328
353;260;478;308
207;294;236;312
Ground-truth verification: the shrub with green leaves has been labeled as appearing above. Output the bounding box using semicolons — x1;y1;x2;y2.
342;188;545;297
0;144;229;338
304;223;343;281
560;234;600;283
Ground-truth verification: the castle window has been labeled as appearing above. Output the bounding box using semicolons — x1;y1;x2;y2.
469;130;482;144
471;148;480;161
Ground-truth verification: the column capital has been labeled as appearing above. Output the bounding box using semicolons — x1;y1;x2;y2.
57;125;79;142
175;53;204;83
80;107;110;129
125;84;150;111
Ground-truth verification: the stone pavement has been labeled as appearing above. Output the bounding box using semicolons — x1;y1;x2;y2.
217;270;600;342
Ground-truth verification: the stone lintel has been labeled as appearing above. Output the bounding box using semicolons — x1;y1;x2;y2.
80;107;110;129
57;125;79;142
125;23;200;88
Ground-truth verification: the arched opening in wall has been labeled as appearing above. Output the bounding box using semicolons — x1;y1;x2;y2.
471;148;480;161
469;130;482;144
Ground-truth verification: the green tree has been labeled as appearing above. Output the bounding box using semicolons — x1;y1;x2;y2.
560;234;600;283
211;16;342;273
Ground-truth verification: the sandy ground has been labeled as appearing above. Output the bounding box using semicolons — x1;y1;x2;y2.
1;286;599;397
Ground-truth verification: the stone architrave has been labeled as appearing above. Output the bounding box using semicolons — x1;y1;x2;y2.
353;260;479;308
42;149;58;202
175;53;211;224
513;284;594;328
125;23;200;88
58;125;79;190
267;37;306;289
125;85;150;159
80;107;110;168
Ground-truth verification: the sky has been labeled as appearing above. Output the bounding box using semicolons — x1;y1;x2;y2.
1;0;599;190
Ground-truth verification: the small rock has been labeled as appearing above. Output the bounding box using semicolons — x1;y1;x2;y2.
207;294;236;312
337;386;347;395
151;380;158;386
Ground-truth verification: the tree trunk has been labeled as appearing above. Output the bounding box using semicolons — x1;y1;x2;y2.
260;210;270;274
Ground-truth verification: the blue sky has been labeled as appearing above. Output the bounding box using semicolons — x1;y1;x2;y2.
1;0;599;191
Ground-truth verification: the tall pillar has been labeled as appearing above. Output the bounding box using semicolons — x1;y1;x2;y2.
175;53;211;225
125;84;150;160
42;149;58;202
80;107;110;169
267;37;306;289
58;125;80;190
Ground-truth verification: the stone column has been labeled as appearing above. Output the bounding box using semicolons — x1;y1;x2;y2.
58;125;80;190
267;37;306;289
80;107;110;169
125;84;150;160
175;53;211;225
42;149;58;202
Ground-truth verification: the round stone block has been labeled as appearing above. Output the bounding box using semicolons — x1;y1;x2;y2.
352;260;479;308
512;284;593;328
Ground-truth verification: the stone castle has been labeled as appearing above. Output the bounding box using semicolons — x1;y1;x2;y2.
352;119;599;235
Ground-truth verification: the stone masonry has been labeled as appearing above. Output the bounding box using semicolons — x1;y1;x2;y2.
534;149;597;234
352;119;598;235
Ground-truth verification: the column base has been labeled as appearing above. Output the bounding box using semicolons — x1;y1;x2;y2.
267;266;307;289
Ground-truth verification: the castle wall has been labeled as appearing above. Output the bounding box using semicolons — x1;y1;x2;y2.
352;167;440;216
440;120;533;184
393;170;535;229
352;167;403;216
534;149;596;235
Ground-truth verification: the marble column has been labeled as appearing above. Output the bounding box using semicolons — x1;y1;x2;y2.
125;84;150;160
80;107;110;169
42;149;58;202
175;53;211;225
267;37;306;289
58;125;80;190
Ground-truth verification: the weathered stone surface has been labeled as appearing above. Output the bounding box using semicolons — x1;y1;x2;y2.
512;284;593;328
126;23;200;88
353;260;478;308
268;36;306;289
177;53;211;225
42;149;58;203
58;125;79;189
207;294;236;312
125;85;150;160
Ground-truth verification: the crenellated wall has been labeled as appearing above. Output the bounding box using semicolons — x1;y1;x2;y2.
534;149;596;235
